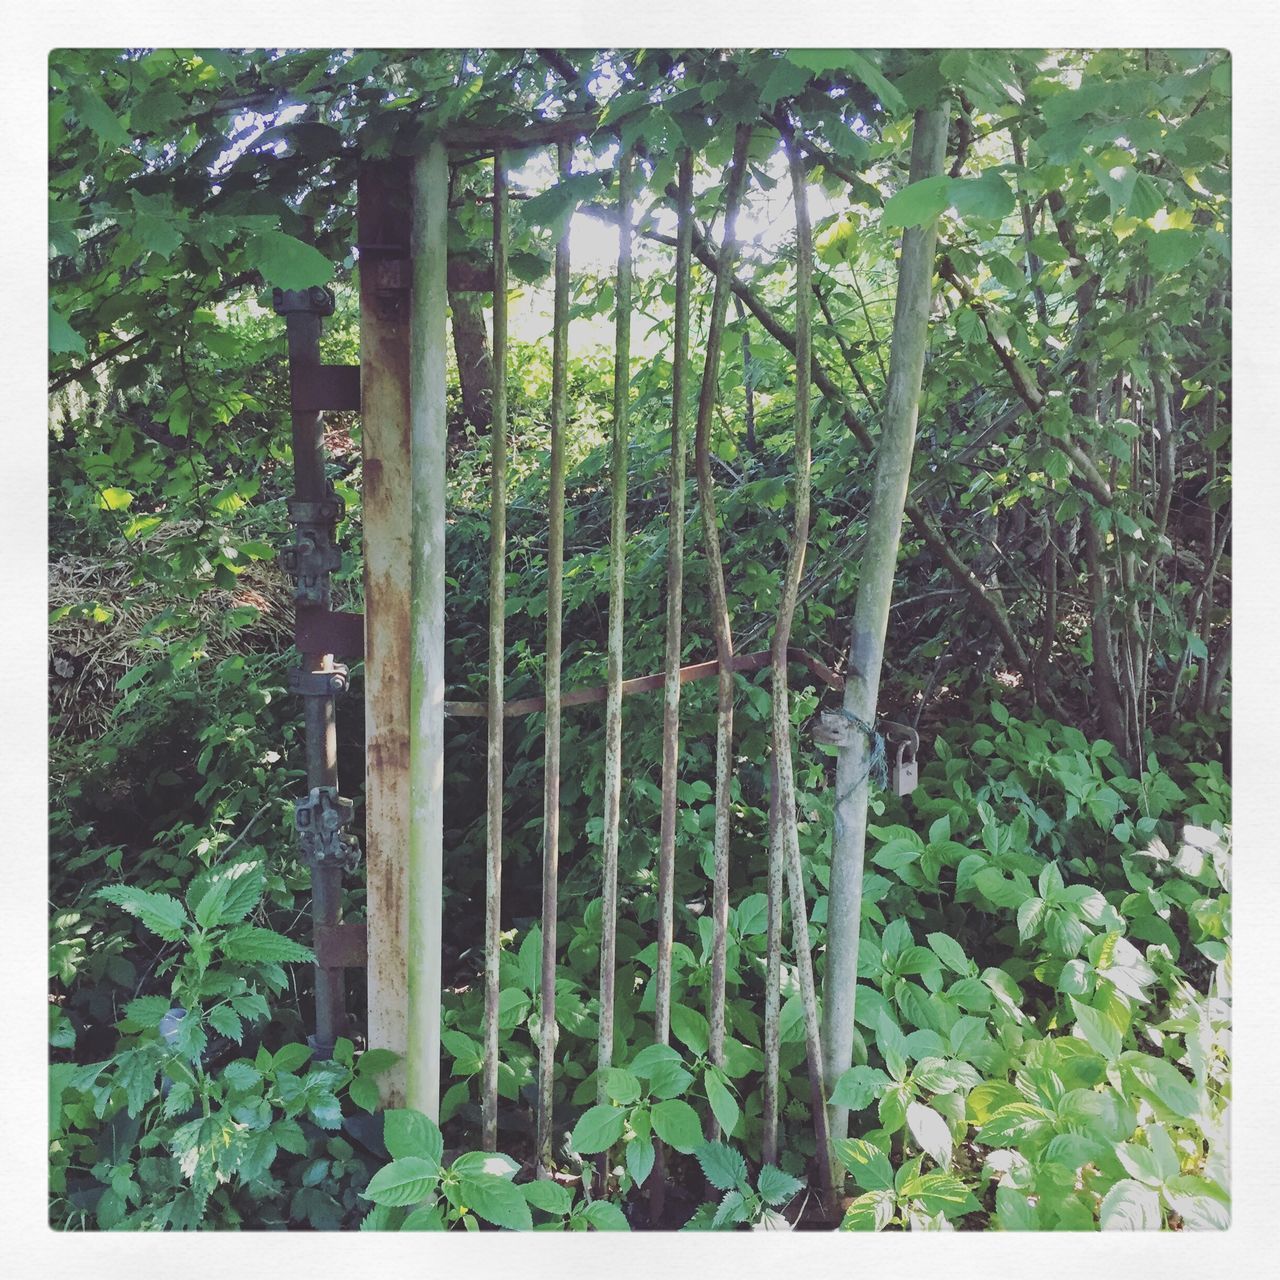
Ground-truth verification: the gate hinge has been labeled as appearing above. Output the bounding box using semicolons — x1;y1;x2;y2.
294;787;362;871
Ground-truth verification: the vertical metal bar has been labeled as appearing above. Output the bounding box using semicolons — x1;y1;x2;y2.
481;152;509;1151
358;158;413;1107
693;125;752;1086
276;286;345;1062
407;138;449;1121
771;128;834;1207
761;755;783;1164
536;140;572;1174
597;149;632;1098
654;149;693;1051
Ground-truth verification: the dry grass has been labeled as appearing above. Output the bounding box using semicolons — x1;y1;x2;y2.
48;522;356;741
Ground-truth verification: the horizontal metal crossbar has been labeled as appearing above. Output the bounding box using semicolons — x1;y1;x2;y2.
289;363;361;412
295;606;365;657
444;646;843;718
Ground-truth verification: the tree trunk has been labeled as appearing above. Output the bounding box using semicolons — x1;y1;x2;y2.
821;102;950;1143
449;285;495;433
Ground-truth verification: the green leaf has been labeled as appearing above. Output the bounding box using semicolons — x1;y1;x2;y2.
829;1064;891;1111
900;1171;978;1218
245;231;334;290
926;932;973;975
949;171;1015;221
670;1003;710;1056
1163;1175;1230;1229
96;885;189;941
400;1205;446;1230
1017;896;1047;941
69;83;130;146
208;1004;243;1041
1146;229;1200;272
695;1141;748;1192
580;1199;630;1230
219;925;314;965
705;1069;740;1138
626;1136;655;1187
834;1138;895;1192
882;175;951;229
521;172;605;236
1099;1178;1162;1230
995;1185;1040;1230
570;1103;626;1154
876;1011;909;1080
646;1059;694;1099
976;1101;1055;1146
628;1043;682;1076
788;50;905;113
222;1060;262;1093
458;1172;532;1231
604;1067;642;1105
757;1163;805;1206
1070;996;1123;1062
189;861;265;928
362;1156;441;1206
272;1043;313;1074
384;1109;444;1163
1120;1051;1200;1117
357;1048;400;1077
96;487;134;511
49;302;86;356
522;1179;572;1216
735;893;768;936
123;994;172;1028
650;1098;704;1154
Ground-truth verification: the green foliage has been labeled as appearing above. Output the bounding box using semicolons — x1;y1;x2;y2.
49;45;1229;1231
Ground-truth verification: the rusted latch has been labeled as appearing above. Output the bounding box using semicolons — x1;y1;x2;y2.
295;786;362;871
280;485;344;607
288;665;350;698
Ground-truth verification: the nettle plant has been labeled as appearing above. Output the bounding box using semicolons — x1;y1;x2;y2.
682;1142;807;1230
50;859;392;1229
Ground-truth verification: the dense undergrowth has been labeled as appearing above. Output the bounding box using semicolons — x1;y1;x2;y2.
50;582;1232;1229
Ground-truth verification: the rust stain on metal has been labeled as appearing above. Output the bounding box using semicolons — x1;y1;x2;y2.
315;922;369;968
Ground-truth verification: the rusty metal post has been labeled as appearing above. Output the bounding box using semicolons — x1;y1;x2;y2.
357;158;413;1105
274;285;356;1062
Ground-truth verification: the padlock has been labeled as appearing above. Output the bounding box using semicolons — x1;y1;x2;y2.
894;738;918;796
